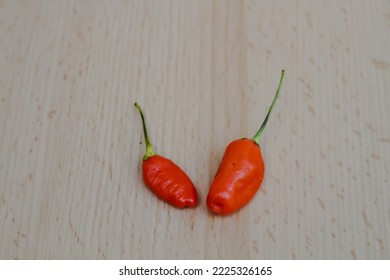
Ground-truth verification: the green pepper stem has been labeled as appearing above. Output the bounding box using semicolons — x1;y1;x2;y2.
252;70;285;144
134;102;156;160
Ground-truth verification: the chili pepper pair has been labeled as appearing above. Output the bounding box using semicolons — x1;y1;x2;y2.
135;70;285;215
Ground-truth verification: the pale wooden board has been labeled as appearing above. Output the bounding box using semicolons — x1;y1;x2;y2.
0;0;389;259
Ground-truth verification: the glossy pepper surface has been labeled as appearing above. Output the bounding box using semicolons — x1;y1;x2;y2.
207;70;285;215
135;103;198;208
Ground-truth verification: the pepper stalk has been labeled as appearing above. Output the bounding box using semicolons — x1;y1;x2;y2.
134;102;156;160
252;70;285;144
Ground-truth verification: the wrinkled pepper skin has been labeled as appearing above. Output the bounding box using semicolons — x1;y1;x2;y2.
206;138;264;215
142;155;198;208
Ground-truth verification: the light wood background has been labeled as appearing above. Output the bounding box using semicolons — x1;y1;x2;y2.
1;0;389;260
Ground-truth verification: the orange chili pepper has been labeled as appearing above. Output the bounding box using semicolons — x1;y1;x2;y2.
206;70;285;215
134;103;198;208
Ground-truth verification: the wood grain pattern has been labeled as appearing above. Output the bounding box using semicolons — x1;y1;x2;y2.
1;0;389;259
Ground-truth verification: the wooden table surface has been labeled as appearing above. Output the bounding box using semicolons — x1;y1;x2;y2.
1;0;389;260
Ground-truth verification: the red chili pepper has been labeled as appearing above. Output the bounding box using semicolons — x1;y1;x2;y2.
134;103;198;208
206;70;285;215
